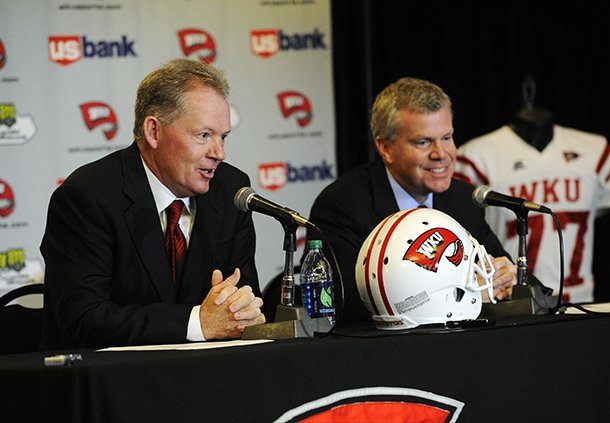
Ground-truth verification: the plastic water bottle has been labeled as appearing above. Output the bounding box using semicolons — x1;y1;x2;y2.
300;239;335;321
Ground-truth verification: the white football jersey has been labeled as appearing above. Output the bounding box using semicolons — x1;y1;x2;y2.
455;125;610;303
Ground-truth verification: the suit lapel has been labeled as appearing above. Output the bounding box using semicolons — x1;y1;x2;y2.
176;190;218;302
121;143;176;303
370;160;399;218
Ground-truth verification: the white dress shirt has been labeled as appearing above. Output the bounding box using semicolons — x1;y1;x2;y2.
141;157;205;341
386;166;433;209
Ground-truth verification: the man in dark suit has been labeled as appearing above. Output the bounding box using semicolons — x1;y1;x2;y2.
307;77;517;324
41;59;265;350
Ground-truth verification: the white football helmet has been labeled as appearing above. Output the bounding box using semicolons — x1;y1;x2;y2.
355;208;495;330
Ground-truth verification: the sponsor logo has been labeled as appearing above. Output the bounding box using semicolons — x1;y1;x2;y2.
250;27;327;58
258;160;334;191
275;387;464;423
0;103;37;145
0;38;6;70
177;28;216;64
404;228;464;272
0;179;15;218
0;248;25;272
80;102;118;140
277;91;312;127
48;34;137;66
0;248;44;289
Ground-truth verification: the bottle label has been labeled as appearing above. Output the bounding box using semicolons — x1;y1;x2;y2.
301;281;335;318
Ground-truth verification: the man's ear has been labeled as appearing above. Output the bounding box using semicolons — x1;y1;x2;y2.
142;116;161;149
375;136;392;165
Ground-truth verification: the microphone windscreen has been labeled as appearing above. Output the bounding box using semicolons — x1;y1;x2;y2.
234;186;256;212
472;185;492;207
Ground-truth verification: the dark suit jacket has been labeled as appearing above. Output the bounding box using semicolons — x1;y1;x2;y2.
40;142;259;350
307;159;511;324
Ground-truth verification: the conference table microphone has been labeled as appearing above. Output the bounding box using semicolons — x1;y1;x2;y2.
234;187;332;340
472;185;559;317
472;185;552;214
234;186;317;230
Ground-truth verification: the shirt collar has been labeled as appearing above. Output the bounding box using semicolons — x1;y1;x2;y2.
385;166;433;209
141;157;191;214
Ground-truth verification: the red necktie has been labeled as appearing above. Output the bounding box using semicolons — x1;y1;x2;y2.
164;200;186;285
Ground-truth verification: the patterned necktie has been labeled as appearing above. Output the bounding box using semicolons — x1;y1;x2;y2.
164;200;186;285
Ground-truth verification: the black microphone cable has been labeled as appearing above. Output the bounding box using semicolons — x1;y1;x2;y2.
548;211;610;316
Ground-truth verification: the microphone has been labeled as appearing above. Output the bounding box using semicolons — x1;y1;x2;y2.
234;187;317;229
472;185;552;214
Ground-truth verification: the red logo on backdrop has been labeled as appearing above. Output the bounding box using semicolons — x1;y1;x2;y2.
250;29;278;58
48;35;81;66
277;91;312;127
404;228;464;272
79;102;118;140
0;179;15;218
177;29;216;64
258;162;287;191
0;38;6;70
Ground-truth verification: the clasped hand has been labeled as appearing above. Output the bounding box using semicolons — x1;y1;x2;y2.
479;255;516;302
199;268;266;340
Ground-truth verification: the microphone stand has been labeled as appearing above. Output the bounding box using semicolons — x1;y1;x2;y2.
481;210;554;317
516;213;529;287
241;220;332;340
279;229;297;307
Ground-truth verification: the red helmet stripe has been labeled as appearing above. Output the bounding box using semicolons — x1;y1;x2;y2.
364;215;393;315
376;209;418;316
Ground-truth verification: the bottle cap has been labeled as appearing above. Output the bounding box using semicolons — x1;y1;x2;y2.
307;239;322;249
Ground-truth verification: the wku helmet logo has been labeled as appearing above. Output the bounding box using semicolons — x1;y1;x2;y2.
404;228;464;272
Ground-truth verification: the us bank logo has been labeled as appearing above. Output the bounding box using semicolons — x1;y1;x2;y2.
177;28;216;64
48;34;137;66
250;27;327;58
80;102;118;140
277;91;312;127
258;161;333;191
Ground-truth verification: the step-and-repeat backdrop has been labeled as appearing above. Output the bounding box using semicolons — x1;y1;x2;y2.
0;0;335;298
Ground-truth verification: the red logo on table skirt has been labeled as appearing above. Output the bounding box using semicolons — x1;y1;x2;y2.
275;387;464;422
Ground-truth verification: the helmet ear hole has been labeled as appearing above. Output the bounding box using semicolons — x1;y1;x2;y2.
453;287;466;302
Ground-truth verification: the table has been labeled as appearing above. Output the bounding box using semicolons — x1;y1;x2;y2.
1;313;609;422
